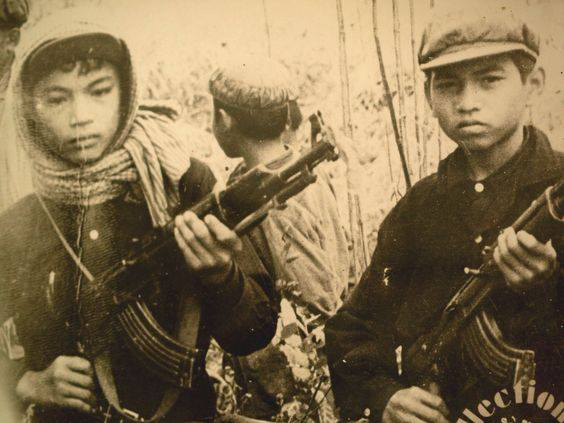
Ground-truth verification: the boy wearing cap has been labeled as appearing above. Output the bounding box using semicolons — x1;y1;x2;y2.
209;56;349;418
0;11;277;422
326;3;562;422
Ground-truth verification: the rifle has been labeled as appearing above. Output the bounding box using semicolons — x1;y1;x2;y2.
404;180;564;391
76;112;338;422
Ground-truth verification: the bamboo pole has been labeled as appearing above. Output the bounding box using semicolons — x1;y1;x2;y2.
262;0;272;57
371;0;412;189
391;0;409;164
335;0;369;279
336;0;353;139
408;0;425;178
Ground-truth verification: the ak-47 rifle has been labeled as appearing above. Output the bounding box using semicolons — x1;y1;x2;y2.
76;112;338;422
404;180;564;391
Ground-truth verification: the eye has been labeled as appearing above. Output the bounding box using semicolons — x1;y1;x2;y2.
91;85;113;97
435;80;458;91
481;75;503;85
45;96;67;106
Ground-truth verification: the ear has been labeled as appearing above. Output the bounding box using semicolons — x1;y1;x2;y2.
525;66;545;106
216;108;235;131
424;75;437;117
6;29;20;49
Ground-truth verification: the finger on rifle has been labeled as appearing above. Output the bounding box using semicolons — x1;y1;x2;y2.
517;231;557;259
63;397;93;414
60;381;97;407
65;356;93;375
182;212;218;259
510;232;556;276
496;231;534;281
174;227;202;270
204;214;242;252
412;387;449;417
64;369;95;389
494;250;524;289
176;213;215;265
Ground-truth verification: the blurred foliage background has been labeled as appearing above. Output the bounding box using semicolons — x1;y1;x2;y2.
8;0;564;251
2;0;563;421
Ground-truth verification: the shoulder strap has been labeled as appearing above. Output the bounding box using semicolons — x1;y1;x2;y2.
36;193;94;282
36;193;196;422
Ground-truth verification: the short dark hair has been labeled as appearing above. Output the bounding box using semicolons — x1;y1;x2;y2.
508;51;536;83
214;98;303;140
24;57;121;95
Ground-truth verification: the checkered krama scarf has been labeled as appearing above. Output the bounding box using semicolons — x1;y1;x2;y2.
10;16;193;227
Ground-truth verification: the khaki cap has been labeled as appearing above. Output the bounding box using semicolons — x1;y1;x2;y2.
209;55;297;110
418;3;539;71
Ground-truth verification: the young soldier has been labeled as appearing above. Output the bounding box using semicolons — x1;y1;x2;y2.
326;4;563;422
209;56;349;418
0;13;277;423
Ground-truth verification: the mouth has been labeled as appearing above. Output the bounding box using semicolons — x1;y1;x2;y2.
457;121;487;130
67;134;100;150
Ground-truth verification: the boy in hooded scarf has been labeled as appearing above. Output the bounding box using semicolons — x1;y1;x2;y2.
0;11;277;423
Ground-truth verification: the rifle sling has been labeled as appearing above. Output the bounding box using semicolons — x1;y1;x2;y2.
94;291;201;422
37;193;201;422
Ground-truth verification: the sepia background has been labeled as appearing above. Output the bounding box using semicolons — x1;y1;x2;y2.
0;0;562;421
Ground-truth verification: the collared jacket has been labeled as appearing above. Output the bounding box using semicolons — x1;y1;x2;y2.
0;158;278;422
325;127;564;422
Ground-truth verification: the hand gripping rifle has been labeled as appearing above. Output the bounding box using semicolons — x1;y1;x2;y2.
79;112;339;422
404;180;564;392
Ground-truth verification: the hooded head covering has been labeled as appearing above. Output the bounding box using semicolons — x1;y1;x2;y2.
9;8;194;226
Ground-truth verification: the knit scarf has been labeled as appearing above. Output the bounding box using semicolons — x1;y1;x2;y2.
31;104;193;227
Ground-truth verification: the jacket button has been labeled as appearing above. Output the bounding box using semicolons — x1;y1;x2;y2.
474;182;484;193
89;229;99;240
474;235;483;244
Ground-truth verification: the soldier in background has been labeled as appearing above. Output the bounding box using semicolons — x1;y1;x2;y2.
209;56;350;420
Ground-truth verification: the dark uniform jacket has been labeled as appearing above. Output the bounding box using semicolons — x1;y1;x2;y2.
325;127;564;422
0;158;278;422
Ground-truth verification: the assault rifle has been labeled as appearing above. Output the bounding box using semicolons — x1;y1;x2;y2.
404;180;564;391
79;112;339;422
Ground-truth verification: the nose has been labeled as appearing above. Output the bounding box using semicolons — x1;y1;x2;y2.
456;82;480;114
69;95;93;128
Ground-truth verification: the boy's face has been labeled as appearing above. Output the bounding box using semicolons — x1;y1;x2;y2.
32;62;121;165
428;54;533;153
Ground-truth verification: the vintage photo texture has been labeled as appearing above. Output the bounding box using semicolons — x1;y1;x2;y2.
0;0;562;422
